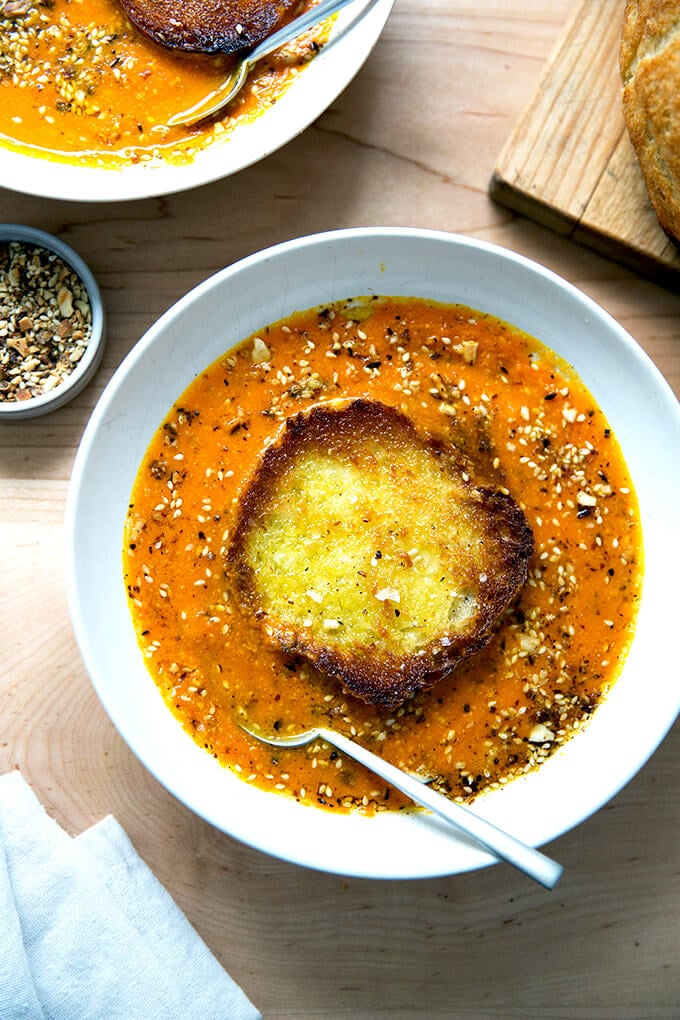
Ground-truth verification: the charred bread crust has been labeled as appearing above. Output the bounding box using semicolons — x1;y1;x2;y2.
229;399;534;710
119;0;298;54
620;0;680;242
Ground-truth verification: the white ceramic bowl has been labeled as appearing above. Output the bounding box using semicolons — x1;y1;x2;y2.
0;0;393;203
0;225;106;420
66;228;680;879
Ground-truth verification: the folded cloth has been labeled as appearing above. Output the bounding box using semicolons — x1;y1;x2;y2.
0;771;261;1020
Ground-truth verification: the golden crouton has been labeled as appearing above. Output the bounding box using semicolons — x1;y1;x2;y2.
229;399;533;709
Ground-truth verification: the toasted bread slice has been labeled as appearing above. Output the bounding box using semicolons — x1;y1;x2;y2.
119;0;298;54
229;399;533;708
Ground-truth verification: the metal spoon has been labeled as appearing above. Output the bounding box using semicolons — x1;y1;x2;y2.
167;0;364;128
241;723;563;889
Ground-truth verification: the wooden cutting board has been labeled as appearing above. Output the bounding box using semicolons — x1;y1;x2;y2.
490;0;680;289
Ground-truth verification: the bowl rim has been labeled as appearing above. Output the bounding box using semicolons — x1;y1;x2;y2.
0;224;106;419
0;0;394;203
66;227;680;879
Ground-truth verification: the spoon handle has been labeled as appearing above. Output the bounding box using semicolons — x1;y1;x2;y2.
249;0;364;66
317;727;563;889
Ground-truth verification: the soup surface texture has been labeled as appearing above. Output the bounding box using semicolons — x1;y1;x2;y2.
124;298;642;812
0;0;320;167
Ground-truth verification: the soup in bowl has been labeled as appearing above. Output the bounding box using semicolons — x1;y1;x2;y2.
66;228;680;879
0;0;393;201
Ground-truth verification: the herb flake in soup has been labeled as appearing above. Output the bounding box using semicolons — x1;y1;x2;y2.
124;297;642;813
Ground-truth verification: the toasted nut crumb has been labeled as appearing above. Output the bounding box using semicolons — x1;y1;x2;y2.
0;240;92;403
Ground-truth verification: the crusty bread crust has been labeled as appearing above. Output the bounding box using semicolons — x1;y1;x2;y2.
118;0;298;54
621;0;680;242
229;399;533;709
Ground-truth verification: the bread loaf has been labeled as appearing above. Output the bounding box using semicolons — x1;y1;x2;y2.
621;0;680;242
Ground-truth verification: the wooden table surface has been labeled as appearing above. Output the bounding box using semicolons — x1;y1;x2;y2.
2;2;679;1016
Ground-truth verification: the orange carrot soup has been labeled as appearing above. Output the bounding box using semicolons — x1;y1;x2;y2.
124;297;642;812
0;0;321;167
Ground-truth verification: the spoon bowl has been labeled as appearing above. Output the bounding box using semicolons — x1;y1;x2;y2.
241;722;564;889
168;0;366;127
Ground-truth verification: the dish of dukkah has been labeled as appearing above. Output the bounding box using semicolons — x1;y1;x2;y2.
0;239;93;403
0;0;322;167
124;296;642;813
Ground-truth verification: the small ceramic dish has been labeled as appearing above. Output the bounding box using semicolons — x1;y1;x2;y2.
0;224;105;420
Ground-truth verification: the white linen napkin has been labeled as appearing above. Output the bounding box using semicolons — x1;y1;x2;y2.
0;771;261;1020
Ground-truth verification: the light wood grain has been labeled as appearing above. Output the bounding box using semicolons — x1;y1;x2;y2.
490;0;680;288
1;2;679;1017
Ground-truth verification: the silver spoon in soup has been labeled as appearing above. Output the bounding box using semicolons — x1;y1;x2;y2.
119;0;364;128
241;722;564;890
